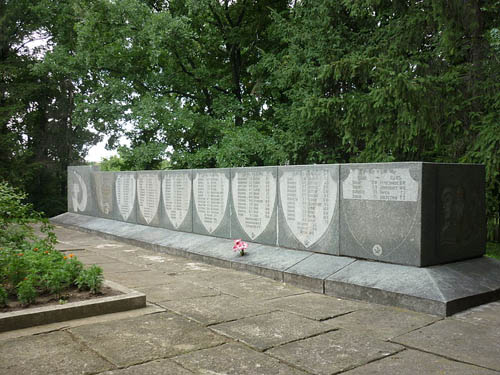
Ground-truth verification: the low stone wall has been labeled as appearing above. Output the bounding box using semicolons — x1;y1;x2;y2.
68;162;485;267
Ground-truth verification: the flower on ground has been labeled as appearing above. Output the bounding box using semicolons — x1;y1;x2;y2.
18;253;23;256
63;256;67;260
44;251;49;254
33;248;38;252
233;239;248;253
69;254;74;258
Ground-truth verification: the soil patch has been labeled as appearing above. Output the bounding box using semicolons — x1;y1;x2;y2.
1;286;122;313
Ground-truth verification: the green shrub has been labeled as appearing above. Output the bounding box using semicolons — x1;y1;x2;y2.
0;182;103;306
76;265;103;294
17;278;37;305
0;285;7;307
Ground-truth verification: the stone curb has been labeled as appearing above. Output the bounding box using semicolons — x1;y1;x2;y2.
50;213;500;317
0;280;146;332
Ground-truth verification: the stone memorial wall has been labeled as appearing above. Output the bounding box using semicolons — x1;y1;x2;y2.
68;162;485;267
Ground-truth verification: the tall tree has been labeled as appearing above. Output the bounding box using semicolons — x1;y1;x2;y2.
73;0;289;168
0;0;98;216
261;0;499;222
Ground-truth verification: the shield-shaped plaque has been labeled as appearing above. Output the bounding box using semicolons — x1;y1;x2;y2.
193;172;229;234
162;172;191;229
232;170;276;240
342;168;420;258
115;174;136;221
279;169;337;248
94;173;114;215
137;173;161;224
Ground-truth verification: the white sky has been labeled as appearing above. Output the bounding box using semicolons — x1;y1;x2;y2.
85;137;118;163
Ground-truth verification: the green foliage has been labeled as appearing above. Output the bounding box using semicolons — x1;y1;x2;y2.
1;0;99;217
16;278;38;306
0;246;103;306
0;183;102;306
0;181;55;249
0;285;7;307
76;265;103;295
259;0;500;221
486;242;500;260
2;0;499;227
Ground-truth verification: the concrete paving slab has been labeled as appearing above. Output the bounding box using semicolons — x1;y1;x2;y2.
393;319;500;371
70;312;226;367
453;301;500;328
284;253;355;293
210;311;336;351
173;342;308;375
137;279;220;302
166;266;260;288
342;349;499;375
328;305;441;340
262;293;368;321
102;359;194;374
0;331;114;374
211;276;307;300
161;295;276;326
97;262;149;274
75;254;125;265
0;303;165;341
104;270;170;288
267;329;404;375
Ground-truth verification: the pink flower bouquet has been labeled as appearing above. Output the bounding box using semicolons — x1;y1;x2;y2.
233;239;248;256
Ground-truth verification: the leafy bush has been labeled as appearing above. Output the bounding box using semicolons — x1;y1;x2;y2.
76;265;104;295
0;181;103;306
0;285;7;307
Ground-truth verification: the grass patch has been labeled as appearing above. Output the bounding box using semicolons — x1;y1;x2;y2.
486;242;500;260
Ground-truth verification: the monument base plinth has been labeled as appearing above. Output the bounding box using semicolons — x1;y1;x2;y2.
51;212;500;317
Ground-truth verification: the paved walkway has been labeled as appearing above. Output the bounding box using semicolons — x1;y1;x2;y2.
1;226;499;375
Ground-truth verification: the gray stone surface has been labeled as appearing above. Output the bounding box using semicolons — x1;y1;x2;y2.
453;301;500;327
104;270;170;288
261;292;367;321
4;225;500;375
173;343;308;375
0;331;113;374
340;162;422;265
210;311;335;351
135;171;162;226
230;243;311;280
93;171;116;219
158;169;193;232
137;279;220;302
70;313;226;367
278;164;340;254
341;349;499;375
433;163;486;264
284;253;355;293
162;295;274;325
393;319;500;371
325;257;500;316
52;212;500;316
230;166;278;245
340;162;486;266
67;165;99;216
211;275;306;300
192;168;231;238
328;305;441;341
267;329;404;375
113;171;138;224
102;359;195;375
